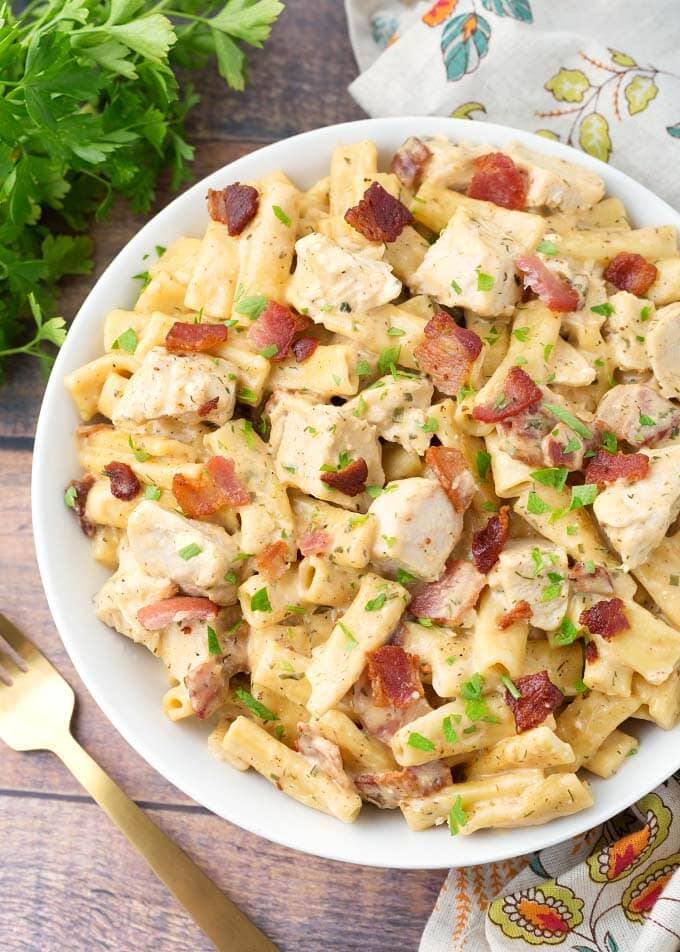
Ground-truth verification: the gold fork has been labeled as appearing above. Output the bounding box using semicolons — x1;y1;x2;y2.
0;613;278;952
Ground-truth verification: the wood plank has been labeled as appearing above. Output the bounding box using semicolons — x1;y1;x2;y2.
0;794;445;951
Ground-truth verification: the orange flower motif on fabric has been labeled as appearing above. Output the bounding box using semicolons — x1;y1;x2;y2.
488;883;583;945
623;853;680;923
587;793;671;883
422;0;459;27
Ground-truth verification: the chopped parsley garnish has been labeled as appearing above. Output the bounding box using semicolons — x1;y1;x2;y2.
259;344;278;359
320;450;352;473
272;204;291;226
447;796;468;836
543;343;554;363
543;403;592;439
407;732;435;752
569;483;599;510
476;268;494;292
555;617;580;646
531;467;568;491
242;420;255;449
639;414;656;427
573;679;588;694
513;327;530;343
377;345;401;375
365;593;387;612
458;383;476;402
442;715;459;745
339;622;358;651
640;305;651;321
133;270;150;286
387;326;405;337
563;436;582;455
250;587;273;612
127;435;149;462
235;551;254;561
541;572;565;602
356;359;373;377
207;626;221;656
381;534;396;548
527;491;551;515
417;617;437;628
492;393;507;412
515;356;528;366
144;484;161;501
366;484;383;499
461;673;484;700
566;524;578;536
353;395;367;418
422;417;439;433
223;571;237;585
476;450;492;481
591;302;614;317
64;485;77;508
178;543;202;560
235;687;277;722
282;464;296;473
482;501;499;512
451;279;462;294
396;569;418;586
531;547;545;577
349;513;370;529
235;294;268;320
237;388;258;405
285;604;306;615
537;238;558;256
112;327;138;354
501;674;521;699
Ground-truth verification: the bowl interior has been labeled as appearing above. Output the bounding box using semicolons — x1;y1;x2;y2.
32;116;680;869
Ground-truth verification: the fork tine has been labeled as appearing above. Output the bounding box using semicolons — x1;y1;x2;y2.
0;614;33;674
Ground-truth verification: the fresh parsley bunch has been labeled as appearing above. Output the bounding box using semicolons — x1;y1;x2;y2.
0;0;283;381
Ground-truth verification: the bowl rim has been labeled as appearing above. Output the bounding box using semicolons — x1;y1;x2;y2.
32;115;680;869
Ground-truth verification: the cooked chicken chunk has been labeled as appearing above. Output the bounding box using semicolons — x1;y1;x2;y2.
595;384;680;447
490;539;569;632
604;291;654;372
647;303;680;399
506;143;605;211
343;374;434;454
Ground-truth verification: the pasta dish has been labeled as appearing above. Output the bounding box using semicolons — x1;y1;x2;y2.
63;136;680;836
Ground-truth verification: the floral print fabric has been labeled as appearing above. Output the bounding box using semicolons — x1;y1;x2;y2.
344;0;680;210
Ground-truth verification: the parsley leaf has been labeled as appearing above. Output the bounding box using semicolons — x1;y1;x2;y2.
235;687;278;722
250;587;272;612
531;467;568;491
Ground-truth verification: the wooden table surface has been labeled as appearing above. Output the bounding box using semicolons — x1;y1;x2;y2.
0;3;448;948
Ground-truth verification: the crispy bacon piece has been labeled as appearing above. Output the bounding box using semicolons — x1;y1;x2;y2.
247;301;305;362
298;528;332;557
292;337;319;362
516;254;580;313
467;152;527;210
104;461;140;501
207;456;250;506
506;670;564;733
254;540;289;581
138;596;220;631
584;640;598;664
584;449;650;488
344;181;413;243
196;396;219;418
390;137;432;190
354;762;451;810
165;322;228;355
320;457;368;497
185;660;225;719
367;645;424;708
604;252;658;296
472;367;542;423
569;563;614;596
207;183;259;235
579;598;630;640
425;445;476;512
498;599;532;630
353;670;432;742
472;506;510;574
65;474;95;537
409;560;486;626
414;312;482;396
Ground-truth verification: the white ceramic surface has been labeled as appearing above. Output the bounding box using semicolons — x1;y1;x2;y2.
32;117;680;869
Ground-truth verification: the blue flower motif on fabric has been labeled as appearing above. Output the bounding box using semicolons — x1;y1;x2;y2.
441;13;492;82
370;13;399;50
481;0;533;21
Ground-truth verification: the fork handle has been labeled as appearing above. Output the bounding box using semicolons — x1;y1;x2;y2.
51;730;278;952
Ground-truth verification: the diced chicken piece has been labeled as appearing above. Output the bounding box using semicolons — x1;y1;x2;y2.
268;392;383;510
549;337;596;387
297;722;356;793
368;477;462;582
593;445;680;571
354;762;451;809
490;540;569;632
126;500;240;602
343;374;434;454
420;137;487;189
95;539;177;650
286;233;401;321
409;205;545;318
648;257;680;306
596;384;680;447
506;143;606;211
112;348;236;432
604;291;654;372
647;303;680;399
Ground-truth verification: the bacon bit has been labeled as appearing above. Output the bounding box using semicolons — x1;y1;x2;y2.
506;670;564;733
207;183;259;235
103;461;140;501
604;252;658;296
472;506;510;574
579;598;630;640
185;660;224;719
498;600;532;630
367;645;424;708
138;596;220;631
425;445;476;512
66;474;95;537
547;438;578;468
247;301;303;362
165;322;228;354
414;311;482;396
344;181;413;243
472;367;542;423
584;449;650;488
409;559;486;625
207;456;250;506
516;254;581;313
390;137;432;190
569;562;614;596
254;540;289;581
298;528;332;557
584;640;598;664
354;762;451;810
467;152;527;210
292;337;319;362
320;457;368;497
197;396;219;418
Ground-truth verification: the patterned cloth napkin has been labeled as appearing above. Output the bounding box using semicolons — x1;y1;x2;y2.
343;3;680;949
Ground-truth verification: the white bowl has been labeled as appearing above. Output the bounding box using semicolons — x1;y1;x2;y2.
33;117;680;869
